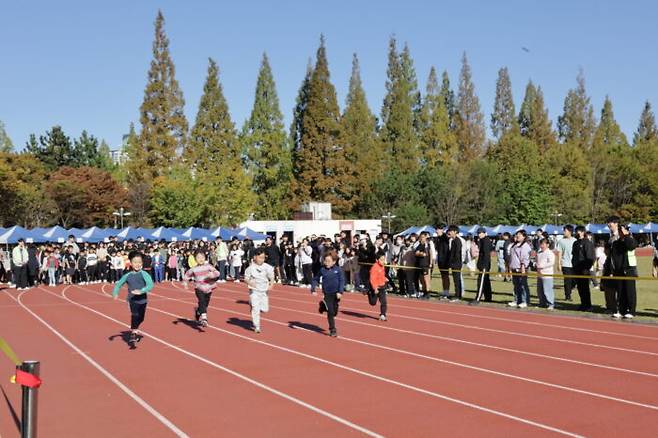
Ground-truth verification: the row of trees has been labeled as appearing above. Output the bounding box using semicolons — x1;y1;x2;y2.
2;11;658;230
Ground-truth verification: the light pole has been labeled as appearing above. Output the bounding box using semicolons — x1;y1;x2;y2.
551;211;563;226
382;212;396;234
113;207;131;229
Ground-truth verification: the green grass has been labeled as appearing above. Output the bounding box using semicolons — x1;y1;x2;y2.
426;256;658;323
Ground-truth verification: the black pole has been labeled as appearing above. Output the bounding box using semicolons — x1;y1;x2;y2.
20;360;39;438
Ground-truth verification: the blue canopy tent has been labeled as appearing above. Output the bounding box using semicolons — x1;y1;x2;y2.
209;226;235;240
458;225;475;236
585;223;608;234
628;223;646;234
77;227;111;243
40;226;70;243
537;224;562;235
0;226;36;244
181;227;214;242
233;227;268;241
148;226;184;242
415;225;437;236
115;227;143;241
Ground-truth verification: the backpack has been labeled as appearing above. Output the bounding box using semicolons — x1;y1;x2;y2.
470;241;479;259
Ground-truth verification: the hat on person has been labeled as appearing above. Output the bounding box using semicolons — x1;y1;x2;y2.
476;227;486;235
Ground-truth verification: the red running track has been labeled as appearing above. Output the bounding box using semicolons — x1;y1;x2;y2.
1;281;657;437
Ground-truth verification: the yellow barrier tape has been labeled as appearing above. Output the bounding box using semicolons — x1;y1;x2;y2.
0;338;21;366
358;262;655;282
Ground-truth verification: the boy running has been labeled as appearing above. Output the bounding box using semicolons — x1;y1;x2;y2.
311;251;345;337
112;251;154;346
244;248;275;334
369;251;388;321
183;250;220;327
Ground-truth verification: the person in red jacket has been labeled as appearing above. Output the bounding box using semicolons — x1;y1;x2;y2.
369;251;388;321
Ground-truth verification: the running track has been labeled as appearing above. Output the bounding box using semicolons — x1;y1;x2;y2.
1;281;657;437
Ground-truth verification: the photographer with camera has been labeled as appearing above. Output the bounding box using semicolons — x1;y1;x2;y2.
605;216;638;319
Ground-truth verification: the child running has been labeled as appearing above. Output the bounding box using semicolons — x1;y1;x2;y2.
311;250;345;337
112;251;154;345
183;250;220;327
244;248;274;334
369;251;389;321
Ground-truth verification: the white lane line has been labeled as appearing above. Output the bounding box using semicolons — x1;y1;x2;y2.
268;282;658;340
14;289;188;438
87;284;581;437
147;285;658;412
205;283;658;379
53;286;383;438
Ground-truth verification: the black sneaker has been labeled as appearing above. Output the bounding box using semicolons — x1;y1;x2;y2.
129;332;137;344
318;300;327;314
329;329;337;337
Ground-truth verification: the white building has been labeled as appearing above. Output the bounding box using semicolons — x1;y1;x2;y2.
239;219;382;243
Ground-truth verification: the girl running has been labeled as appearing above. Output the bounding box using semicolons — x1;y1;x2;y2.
183;250;220;327
112;251;154;345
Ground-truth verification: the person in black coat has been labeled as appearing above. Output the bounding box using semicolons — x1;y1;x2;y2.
572;225;595;311
434;226;451;297
476;228;493;301
446;225;463;300
27;245;40;287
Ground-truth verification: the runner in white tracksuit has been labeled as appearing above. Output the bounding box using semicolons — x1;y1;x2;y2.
244;248;275;333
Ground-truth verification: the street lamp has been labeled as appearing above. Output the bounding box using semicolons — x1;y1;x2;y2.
551;211;563;226
113;207;131;229
382;212;396;234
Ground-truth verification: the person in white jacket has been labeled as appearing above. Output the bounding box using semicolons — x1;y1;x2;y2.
536;238;556;310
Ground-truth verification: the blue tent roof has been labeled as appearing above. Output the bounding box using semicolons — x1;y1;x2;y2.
77;227;111;243
148;226;184;242
115;227;143;241
0;226;36;244
209;226;235;240
181;227;214;241
233;227;268;241
642;222;658;233
40;226;70;243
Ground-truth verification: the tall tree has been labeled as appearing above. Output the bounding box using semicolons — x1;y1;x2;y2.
418;67;456;166
291;36;347;213
490;67;517;140
122;123;150;225
73;130;100;167
380;36;419;171
518;81;556;152
96;140;114;171
138;10;188;181
188;58;255;225
289;59;313;154
0;120;13;152
242;53;292;220
26;126;76;170
439;70;456;129
342;54;382;211
557;70;596;150
455;52;485;160
149;165;208;227
633;100;657;146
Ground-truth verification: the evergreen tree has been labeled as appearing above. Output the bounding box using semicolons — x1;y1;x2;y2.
557;70;596;150
95;140;114;170
518;81;556;152
73;130;100;167
138;10;188;181
0;120;13;152
290;59;313;153
380;36;419;171
122;123;150;225
544;142;592;223
419;67;456;166
291;36;347;213
439;70;456;129
491;67;517;139
399;43;422;134
633;100;657;146
26;126;76;170
342;54;382;211
242;53;292;220
455;52;485;160
189;58;255;225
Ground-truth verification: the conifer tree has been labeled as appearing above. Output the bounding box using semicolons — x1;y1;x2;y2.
291;36;347;213
439;70;456;129
633;100;657;146
189;58;255;225
455;52;485;160
242;53;292;220
290;59;313;153
419;67;456;166
26;126;76;170
0;120;13;152
518;81;556;152
73;130;100;167
138;10;188;181
491;67;517;139
342;54;381;209
380;36;419;171
557;70;595;150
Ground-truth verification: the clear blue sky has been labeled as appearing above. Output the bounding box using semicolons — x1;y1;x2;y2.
1;0;657;150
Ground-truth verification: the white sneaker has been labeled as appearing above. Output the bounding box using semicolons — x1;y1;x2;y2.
623;313;634;319
518;302;528;309
299;284;306;288
9;284;16;288
508;301;518;308
612;312;622;319
547;305;554;310
379;315;387;321
234;280;240;283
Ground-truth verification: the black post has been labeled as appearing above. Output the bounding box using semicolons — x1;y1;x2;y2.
20;360;39;438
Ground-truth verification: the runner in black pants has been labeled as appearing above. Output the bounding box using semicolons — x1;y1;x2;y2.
312;251;345;337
